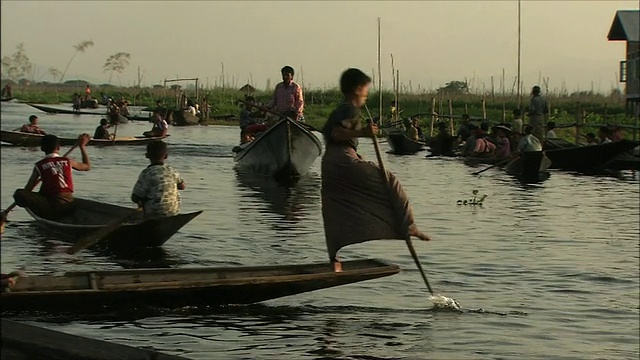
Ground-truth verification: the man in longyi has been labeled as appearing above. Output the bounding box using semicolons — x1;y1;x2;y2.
527;86;549;141
321;68;430;273
268;66;305;122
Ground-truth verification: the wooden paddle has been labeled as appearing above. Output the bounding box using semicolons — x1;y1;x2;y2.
364;105;435;295
239;100;321;133
66;206;143;255
1;144;79;224
472;155;520;176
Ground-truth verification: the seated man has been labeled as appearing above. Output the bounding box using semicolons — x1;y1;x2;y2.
404;118;419;141
20;115;46;135
13;134;91;220
93;119;112;139
132;141;185;219
143;112;169;138
517;125;543;154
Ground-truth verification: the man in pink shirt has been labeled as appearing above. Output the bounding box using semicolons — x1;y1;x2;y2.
268;66;305;122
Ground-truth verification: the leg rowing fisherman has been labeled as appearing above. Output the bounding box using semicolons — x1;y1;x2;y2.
320;68;430;273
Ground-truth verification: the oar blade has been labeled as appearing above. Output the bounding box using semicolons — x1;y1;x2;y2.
67;207;142;254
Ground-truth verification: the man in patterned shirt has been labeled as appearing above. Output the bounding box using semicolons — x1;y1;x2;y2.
267;66;305;122
131;141;185;219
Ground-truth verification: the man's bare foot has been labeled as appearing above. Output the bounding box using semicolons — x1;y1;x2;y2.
409;228;431;241
333;261;343;273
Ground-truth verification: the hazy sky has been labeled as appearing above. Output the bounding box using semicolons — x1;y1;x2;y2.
1;1;637;93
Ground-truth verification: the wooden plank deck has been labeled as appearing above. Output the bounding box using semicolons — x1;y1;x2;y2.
1;319;189;360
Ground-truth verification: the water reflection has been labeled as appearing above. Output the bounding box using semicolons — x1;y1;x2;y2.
234;168;321;231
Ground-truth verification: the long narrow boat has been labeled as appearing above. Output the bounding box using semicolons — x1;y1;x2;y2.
1;130;168;147
25;198;202;249
28;103;140;122
505;151;552;183
2;320;188;359
386;129;425;155
544;139;640;173
170;110;200;126
28;103;105;116
0;97;14;102
1;259;400;312
234;118;322;182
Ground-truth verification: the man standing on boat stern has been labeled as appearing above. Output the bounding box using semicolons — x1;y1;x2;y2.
13;134;91;220
268;66;305;122
527;86;549;141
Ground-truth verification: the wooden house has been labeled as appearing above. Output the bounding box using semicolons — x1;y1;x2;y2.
608;10;640;115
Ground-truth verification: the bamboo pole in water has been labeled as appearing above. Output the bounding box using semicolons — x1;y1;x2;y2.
396;70;400;124
517;0;522;108
430;97;436;137
378;18;382;128
575;103;582;144
482;96;487;119
448;99;454;134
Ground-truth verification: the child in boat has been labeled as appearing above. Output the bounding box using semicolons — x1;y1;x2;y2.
132;141;185;219
492;125;512;160
143;111;169;138
546;121;557;139
320;68;429;273
20;115;46;135
93;119;112;140
13;134;91;220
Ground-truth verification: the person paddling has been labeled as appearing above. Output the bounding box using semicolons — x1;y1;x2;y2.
13;134;91;220
143;111;169;138
267;66;305;122
20;115;46;135
321;68;430;273
131;141;185;219
93;118;112;140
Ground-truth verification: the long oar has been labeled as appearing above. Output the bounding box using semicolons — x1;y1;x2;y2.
472;155;520;175
239;100;321;133
364;105;434;295
1;144;79;224
66;206;143;254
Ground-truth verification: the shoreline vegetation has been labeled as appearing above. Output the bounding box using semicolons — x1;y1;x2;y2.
4;83;638;141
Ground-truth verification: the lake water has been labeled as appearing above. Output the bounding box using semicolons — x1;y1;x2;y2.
1;102;639;360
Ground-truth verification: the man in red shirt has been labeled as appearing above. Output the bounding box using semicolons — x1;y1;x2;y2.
268;66;304;122
13;134;91;220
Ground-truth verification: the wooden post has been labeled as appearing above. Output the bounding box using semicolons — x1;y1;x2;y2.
448;99;454;135
575;102;582;144
502;102;506;123
430;97;436;137
377;18;382;128
396;70;400;124
465;103;469;115
603;103;608;123
491;76;495;102
516;0;522;108
482;96;487;120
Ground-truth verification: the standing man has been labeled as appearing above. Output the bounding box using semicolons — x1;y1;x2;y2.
268;66;304;122
527;86;549;141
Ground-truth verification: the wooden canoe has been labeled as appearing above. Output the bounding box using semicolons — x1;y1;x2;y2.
386;129;425;155
170;110;200;126
28;103;105;116
0;259;400;312
25;198;202;249
1;320;188;360
234;118;322;182
505;151;552;183
544;139;640;173
1;130;168;147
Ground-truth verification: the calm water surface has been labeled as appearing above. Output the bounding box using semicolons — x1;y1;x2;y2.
1;102;639;360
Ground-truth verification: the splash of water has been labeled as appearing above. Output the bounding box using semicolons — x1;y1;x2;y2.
429;294;462;311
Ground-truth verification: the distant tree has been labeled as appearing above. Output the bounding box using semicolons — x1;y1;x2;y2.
48;67;62;82
437;80;469;95
59;40;94;83
1;43;34;81
103;52;131;85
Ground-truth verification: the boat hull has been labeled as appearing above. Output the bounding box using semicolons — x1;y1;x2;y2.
544;140;640;173
505;151;552;183
1;130;167;147
386;130;425;155
234;118;322;182
1;259;400;312
28;103;104;116
25;198;201;249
